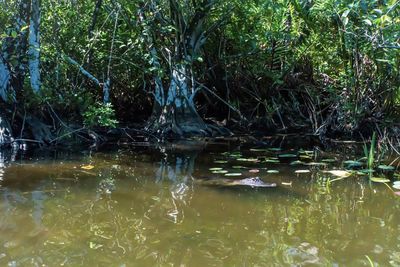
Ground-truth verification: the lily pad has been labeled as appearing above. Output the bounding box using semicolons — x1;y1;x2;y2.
359;169;374;174
278;154;297;158
322;159;336;163
267;170;279;174
370;177;390;183
250;148;269;152
212;170;228;174
299;150;314;155
344;160;362;168
393;183;400;190
229;153;242;158
290;160;305;166
209;167;223;171
307;162;328;167
224;173;242;177
268;148;282;152
295;169;310;174
324;170;352;177
232;166;246;169
237;158;259;162
214;160;228;164
377;165;395;171
265;159;280;163
392;181;400;189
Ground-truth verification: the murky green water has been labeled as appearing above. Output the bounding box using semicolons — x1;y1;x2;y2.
0;137;400;266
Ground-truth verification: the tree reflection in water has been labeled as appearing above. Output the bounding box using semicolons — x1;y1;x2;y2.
153;142;203;224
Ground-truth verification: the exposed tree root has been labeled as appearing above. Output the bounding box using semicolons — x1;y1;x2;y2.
146;101;231;139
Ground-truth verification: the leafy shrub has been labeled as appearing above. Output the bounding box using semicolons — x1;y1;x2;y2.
83;103;118;128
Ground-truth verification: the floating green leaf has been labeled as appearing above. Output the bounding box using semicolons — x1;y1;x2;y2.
214;160;228;164
370;177;390;183
212;170;228;174
237;158;259;162
250;148;269;152
307;162;328;166
377;165;395;171
232;165;246;169
268;148;282;151
299;150;314;155
344;160;363;168
278;154;297;158
322;159;336;163
290;160;305;166
324;170;352;177
224;173;242;176
209;167;223;171
359;169;374;174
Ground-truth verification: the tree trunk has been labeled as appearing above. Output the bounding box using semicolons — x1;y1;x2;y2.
0;55;10;101
146;65;210;137
140;0;229;138
28;0;41;93
87;0;103;67
0;112;13;145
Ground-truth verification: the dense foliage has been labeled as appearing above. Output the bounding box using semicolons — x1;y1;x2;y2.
0;0;399;142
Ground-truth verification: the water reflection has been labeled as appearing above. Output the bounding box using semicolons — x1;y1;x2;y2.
154;143;201;224
0;144;399;266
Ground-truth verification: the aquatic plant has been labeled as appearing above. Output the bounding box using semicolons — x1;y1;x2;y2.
363;132;376;171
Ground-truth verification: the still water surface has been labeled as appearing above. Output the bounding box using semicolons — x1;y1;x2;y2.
0;137;399;266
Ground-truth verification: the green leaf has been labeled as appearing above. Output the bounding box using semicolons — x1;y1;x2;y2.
377;165;395;171
373;9;383;15
214;160;228;164
236;158;259;162
363;19;372;26
212;170;228;174
342;9;350;18
370;177;390;183
321;159;336;163
342;17;349;27
224;173;242;176
278;154;297;158
232;166;246;169
324;170;352;177
265;159;279;163
209;167;223;171
250;148;269;152
290;160;305;165
344;160;362;168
